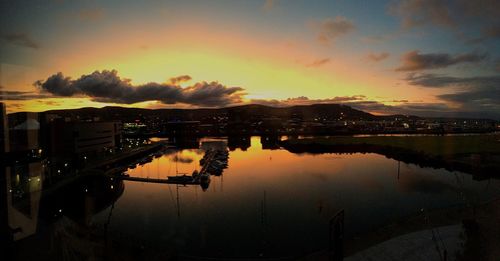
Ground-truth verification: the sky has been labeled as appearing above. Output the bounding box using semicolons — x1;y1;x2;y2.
0;0;499;118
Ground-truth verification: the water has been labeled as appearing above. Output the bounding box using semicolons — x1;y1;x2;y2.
6;136;500;259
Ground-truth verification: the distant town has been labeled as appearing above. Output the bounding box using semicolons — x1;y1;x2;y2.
2;103;499;158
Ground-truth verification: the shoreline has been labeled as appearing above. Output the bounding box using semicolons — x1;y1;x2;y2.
280;135;500;178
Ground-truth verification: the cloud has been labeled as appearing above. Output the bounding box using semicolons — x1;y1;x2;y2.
250;95;366;107
0;90;52;100
79;8;104;22
0;32;40;49
396;50;486;71
251;95;500;119
314;16;355;45
168;75;192;84
390;0;500;43
367;52;390;62
405;73;500;117
34;70;245;107
405;73;500;88
389;0;455;29
306;58;331;67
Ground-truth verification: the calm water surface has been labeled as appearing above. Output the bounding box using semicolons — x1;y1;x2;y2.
98;137;500;257
7;136;500;259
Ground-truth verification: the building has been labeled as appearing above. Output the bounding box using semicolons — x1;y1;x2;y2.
8;112;40;155
164;121;200;136
48;120;122;159
0;103;9;154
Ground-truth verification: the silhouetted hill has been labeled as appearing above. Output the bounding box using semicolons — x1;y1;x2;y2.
43;103;381;122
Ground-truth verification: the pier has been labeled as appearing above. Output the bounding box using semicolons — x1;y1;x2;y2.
113;175;199;185
108;149;224;185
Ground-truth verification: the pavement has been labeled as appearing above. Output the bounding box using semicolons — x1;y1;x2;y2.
345;224;465;261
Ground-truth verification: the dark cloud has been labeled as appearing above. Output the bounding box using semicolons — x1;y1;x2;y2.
306;58;331;67
457;0;500;21
396;50;487;71
405;73;500;118
367;52;390;62
390;0;455;29
314;16;355;45
405;73;500;88
34;70;245;107
0;32;40;49
390;0;500;42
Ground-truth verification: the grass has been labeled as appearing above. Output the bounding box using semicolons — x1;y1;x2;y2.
288;134;500;157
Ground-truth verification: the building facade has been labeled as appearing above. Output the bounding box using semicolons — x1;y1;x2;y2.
7;112;40;155
49;120;122;158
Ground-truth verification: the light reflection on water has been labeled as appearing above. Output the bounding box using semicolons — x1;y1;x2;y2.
95;136;500;257
6;136;500;259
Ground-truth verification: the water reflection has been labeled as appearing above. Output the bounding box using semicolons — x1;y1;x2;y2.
4;136;500;259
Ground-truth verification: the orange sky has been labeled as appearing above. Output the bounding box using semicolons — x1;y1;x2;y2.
1;0;498;118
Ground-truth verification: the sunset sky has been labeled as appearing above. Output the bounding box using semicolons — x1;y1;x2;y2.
1;0;499;118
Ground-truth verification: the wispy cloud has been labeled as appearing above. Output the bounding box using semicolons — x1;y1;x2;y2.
306;58;331;67
367;52;390;62
0;90;52;100
313;16;355;45
1;32;40;49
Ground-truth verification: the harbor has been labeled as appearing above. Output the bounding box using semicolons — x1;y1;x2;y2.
108;146;229;188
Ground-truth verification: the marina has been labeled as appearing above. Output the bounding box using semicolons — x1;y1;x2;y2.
109;146;229;187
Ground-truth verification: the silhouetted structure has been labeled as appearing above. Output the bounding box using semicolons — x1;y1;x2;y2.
164;121;200;137
261;135;281;150
8;112;41;158
48;120;122;160
0;103;9;154
228;135;251;151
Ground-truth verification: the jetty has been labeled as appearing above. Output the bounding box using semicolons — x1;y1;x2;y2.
107;149;227;185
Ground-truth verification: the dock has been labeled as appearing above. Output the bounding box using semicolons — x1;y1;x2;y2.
107;149;224;185
113;175;199;185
